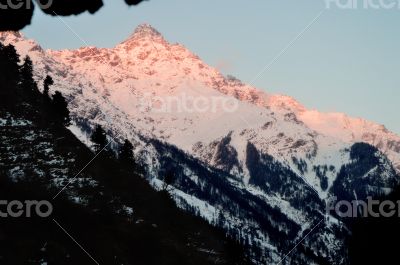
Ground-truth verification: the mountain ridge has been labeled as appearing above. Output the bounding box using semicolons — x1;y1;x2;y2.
2;23;399;198
1;24;400;264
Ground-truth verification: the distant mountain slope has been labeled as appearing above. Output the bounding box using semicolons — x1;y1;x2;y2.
1;25;399;264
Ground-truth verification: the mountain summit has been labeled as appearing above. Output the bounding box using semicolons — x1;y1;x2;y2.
125;23;164;42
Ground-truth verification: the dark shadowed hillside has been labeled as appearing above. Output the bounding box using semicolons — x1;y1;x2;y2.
348;185;400;265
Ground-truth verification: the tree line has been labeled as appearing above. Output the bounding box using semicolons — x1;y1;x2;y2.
90;124;136;169
0;42;136;170
0;42;69;126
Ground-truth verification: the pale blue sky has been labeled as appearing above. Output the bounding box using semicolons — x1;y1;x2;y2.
22;0;399;134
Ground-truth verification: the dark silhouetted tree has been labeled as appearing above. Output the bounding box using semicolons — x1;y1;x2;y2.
0;43;20;84
119;139;134;166
20;56;38;94
43;75;54;97
0;43;20;104
91;125;107;153
52;91;70;126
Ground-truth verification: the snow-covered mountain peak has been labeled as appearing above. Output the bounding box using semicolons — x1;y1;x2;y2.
0;31;23;41
2;27;400;178
0;31;44;57
0;31;32;49
124;23;164;42
3;26;400;264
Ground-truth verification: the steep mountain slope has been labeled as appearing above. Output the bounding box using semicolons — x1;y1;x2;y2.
1;26;399;191
1;25;399;264
0;60;248;264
